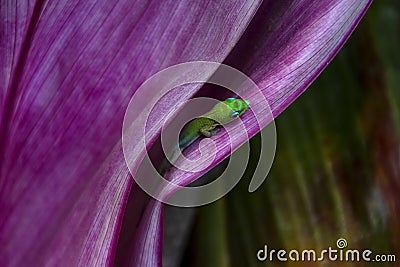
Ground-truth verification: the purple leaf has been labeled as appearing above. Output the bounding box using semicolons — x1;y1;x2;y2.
0;0;371;267
0;0;261;266
127;0;372;266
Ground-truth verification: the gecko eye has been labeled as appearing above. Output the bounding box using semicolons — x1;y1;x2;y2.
231;111;239;118
226;97;235;102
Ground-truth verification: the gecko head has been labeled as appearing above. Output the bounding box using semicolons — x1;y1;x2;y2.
223;97;250;119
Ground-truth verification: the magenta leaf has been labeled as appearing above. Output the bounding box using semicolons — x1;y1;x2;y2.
0;0;371;267
0;0;262;266
128;0;372;266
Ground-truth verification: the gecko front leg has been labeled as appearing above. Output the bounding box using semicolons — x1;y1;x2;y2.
199;123;220;137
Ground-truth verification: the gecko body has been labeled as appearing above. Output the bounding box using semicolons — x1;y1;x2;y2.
160;97;250;175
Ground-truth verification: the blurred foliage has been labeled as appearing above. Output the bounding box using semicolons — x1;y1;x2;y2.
184;1;400;266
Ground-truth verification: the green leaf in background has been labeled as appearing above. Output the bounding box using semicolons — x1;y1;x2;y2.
186;1;400;266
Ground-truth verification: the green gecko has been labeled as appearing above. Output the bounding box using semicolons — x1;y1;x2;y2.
160;97;250;175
